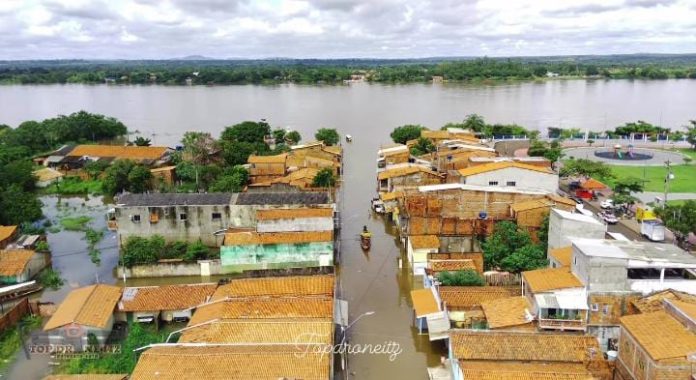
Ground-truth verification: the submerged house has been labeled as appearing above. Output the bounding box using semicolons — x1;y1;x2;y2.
0;249;50;284
0;225;18;249
47;144;172;171
43;284;122;351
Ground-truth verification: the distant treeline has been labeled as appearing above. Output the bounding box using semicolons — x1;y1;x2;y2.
2;55;696;85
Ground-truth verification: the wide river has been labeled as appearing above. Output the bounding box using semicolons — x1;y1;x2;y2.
2;79;696;380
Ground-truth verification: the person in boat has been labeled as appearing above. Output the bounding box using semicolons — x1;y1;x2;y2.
361;225;372;238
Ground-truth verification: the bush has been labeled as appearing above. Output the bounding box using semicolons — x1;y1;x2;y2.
390;124;425;144
184;241;210;262
437;270;486;286
38;268;64;290
315;128;340;146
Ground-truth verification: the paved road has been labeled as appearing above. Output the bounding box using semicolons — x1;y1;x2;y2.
636;192;696;204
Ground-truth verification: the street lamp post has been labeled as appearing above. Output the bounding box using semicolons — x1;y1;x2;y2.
664;160;674;204
340;311;375;373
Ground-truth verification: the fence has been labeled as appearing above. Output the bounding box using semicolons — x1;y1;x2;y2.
0;297;30;333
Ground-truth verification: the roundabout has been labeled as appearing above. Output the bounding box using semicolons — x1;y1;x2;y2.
563;145;686;166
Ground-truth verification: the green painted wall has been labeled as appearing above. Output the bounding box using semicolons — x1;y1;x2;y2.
220;241;333;271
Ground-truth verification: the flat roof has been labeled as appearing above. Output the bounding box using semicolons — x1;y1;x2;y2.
522;268;584;293
571;238;696;267
552;208;604;225
410;288;440;318
418;183;549;195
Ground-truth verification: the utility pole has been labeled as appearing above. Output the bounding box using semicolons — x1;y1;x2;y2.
664;160;673;204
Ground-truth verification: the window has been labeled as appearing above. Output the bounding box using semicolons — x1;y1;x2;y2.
488;181;499;186
590;303;599;312
131;214;141;223
180;214;187;221
506;181;516;186
603;305;611;315
212;212;222;220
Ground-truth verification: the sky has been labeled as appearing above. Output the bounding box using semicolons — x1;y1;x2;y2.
1;0;695;60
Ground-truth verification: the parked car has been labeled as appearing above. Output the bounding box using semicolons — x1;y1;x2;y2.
570;196;584;205
641;219;666;242
600;199;614;209
600;211;618;224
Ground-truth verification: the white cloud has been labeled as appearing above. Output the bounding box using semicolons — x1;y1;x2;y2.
1;0;695;59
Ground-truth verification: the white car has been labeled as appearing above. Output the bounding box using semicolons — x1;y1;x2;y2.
600;199;614;209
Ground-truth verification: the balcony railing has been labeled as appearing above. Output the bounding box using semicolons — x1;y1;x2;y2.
538;318;587;331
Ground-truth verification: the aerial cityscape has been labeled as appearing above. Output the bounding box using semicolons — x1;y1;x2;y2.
2;1;696;380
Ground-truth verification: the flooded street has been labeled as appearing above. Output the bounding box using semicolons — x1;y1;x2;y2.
338;140;445;379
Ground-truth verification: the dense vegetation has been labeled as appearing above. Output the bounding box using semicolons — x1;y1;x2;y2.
3;55;696;85
120;235;215;267
437;270;486;286
482;220;549;273
656;200;696;244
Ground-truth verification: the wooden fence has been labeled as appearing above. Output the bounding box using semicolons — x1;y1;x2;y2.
0;297;30;333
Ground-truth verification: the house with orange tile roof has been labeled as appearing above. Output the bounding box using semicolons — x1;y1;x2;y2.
377;164;443;193
48;144;172;171
247;153;288;184
220;230;334;271
43;284;122;351
407;234;440;275
0;249;50;284
616;299;696;380
116;283;217;323
522;267;588;332
0;225;18;249
447;330;607;380
455;161;559;193
255;207;334;233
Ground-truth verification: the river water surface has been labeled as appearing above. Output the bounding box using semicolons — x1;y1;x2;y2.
3;80;696;379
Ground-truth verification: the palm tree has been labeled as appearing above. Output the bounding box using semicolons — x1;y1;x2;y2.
133;136;152;146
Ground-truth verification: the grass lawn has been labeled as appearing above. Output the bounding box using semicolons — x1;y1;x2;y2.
608;164;696;193
41;177;103;196
678;148;696;160
60;216;92;231
0;316;42;374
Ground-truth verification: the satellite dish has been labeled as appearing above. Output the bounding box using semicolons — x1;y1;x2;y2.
478;211;488;220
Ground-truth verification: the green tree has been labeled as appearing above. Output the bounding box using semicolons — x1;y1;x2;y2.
221;121;271;144
501;244;548;273
655;200;696;241
133;136;152;146
272;129;286;144
83;160;110;180
559;159;614;180
0;185;43;225
462;114;487;133
127;165;153;193
686;120;696;149
102;160;135;195
613;177;644;195
209;166;249;192
221;141;268;166
437;270;485;286
482;221;533;270
315;128;340;146
285;130;302;145
312;167;336;188
120;236;165;267
390;124;425;144
410;137;436;156
181;131;218;189
0;160;36;191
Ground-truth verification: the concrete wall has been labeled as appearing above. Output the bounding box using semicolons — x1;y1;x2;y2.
439;236;481;253
117;260;334;278
572;248;628;293
115;204;231;247
461;167;559;193
257;217;333;233
228;203;333;229
587;325;621;352
548;209;606;249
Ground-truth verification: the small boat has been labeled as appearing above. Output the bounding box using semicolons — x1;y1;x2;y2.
345;134;353;143
360;226;372;250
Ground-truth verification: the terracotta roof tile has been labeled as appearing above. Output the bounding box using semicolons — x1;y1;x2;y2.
546;194;578;207
511;199;554;212
481;296;533;329
33;167;64;182
118;283;217;312
179;318;333;344
411;288;440;317
68;145;168;160
44;284;122;330
621;310;696;360
247;154;287;164
409;235;440;249
461;362;593;380
450;331;600;362
429;260;477;273
379;191;404;202
256;207;333;220
458;162;554;177
223;230;333;245
550;246;573;267
0;225;17;242
211;275;335;300
377;165;441;180
439;287;512;310
581;178;607;190
429;252;484;273
523;267;583;293
130;345;330;380
189;297;333;325
631;289;696;314
0;249;35;276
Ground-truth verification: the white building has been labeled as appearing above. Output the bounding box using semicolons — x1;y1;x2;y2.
407;235;440;276
456;162;558;193
547;208;606;250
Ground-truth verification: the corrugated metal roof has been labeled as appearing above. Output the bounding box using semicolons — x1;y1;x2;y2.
235;192;330;205
117;193;234;206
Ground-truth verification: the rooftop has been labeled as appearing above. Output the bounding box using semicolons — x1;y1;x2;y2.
468;156;549;162
178;318;333;344
552;208;603;225
247;153;287;164
67;145;169;160
549;246;573;267
377;165;441;180
439;286;512;310
0;225;17;242
189;297;333;325
44;284;122;330
130;345;330;380
418;183;549;195
223;230;333;246
409;235;440;249
378;144;409;156
117;193;233;207
43;375;128;380
522;267;584;293
631;289;696;313
450;330;600;362
234;192;330;205
33;167;64;182
211;275;335;300
255;207;333;220
460;362;593;380
429;260;478;273
457;161;554;177
0;249;35;277
481;296;533;329
379;191;404;202
621;310;696;360
411;288;440;318
118;283;217;312
511;199;555;212
571;238;696;267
